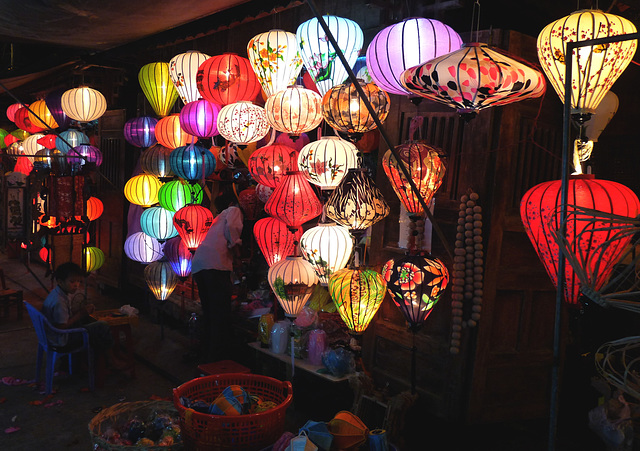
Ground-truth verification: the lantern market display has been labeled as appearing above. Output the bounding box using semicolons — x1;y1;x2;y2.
179;99;220;138
169;144;216;182
158;180;203;212
124;116;158;148
155;114;196;149
169;50;211;104
300;222;354;285
298;136;359;190
247;30;303;97
139;62;180;117
197;53;261;106
60;87;107;122
140;206;178;242
124;232;164;263
140;144;174;179
85;247;105;273
268;255;319;317
248;143;299;188
264;170;323;231
124;173;163;208
254;216;299;267
163;236;193;279
173;204;214;252
216;101;270;145
144;261;179;301
264;85;323;139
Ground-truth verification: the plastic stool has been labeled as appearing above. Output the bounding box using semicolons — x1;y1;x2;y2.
197;360;251;376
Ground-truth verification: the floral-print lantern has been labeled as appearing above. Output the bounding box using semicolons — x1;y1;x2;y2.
256;183;274;203
145;261;179;301
296;15;364;97
268;255;319;317
158;180;203;212
163;236;193;279
140;144;174;180
179;99;220;138
537;9;637;120
265;85;323;140
328;268;386;334
124;232;163;263
300;222;353;285
254;216;299;267
85;247;105;272
298;136;358;190
237;186;261;220
124;116;158;148
248;143;298;188
173;204;214;252
169;50;211;105
61;87;107;122
85;197;104;221
197;53;261;106
247;30;303;97
139;62;179;117
27;100;59;130
155;114;196;149
217;101;270;145
322;80;391;141
56;129;89;153
264;170;323;231
124;174;163;208
169;144;216;182
140;206;178;242
382;254;449;330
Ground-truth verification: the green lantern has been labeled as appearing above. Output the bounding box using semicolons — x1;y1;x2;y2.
85;246;105;272
158;180;203;212
0;129;8;149
139;62;179;118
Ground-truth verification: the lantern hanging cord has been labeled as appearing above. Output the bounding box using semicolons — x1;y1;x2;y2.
470;1;481;43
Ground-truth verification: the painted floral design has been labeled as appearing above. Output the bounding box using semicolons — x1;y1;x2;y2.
248;31;303;97
396;262;424;291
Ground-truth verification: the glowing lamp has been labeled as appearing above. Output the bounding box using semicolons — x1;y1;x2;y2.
124;116;158;148
124;174;163;208
45;89;71;129
140;206;178;242
173;204;214;252
22;133;45;157
85;247;105;273
256;183;274;203
124;232;163;263
155;114;196;149
14;107;45;133
217;101;270;145
158;180;203;212
298;136;358;190
139;62;179;117
61;87;107;122
179;99;220;138
163;236;193;279
247;30;303;97
169;50;211;104
254;216;298;267
56;129;89;153
265;85;323;139
248;143;298;188
268;256;319;317
300;222;354;285
264;171;323;231
85;197;104;221
4;134;20;148
197;53;261;106
237;186;260;221
39;247;50;265
140;144;174;179
145;261;179;301
6;103;23;122
37;134;57;150
27;100;59;129
14;156;33;175
170;144;216;182
71;145;103;167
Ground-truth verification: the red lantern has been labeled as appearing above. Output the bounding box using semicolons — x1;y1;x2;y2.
264;171;323;231
173;204;214;252
248;144;298;188
237;186;261;220
14;156;33;175
85;197;104;221
37;134;57;149
197;53;261;106
520;174;640;306
14;107;45;134
254;216;298;267
39;247;51;265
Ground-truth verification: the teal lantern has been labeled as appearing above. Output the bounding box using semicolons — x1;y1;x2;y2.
56;129;89;153
140;206;178;242
158;180;203;212
169;143;216;182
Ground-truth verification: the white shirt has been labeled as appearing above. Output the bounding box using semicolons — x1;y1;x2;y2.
192;205;243;273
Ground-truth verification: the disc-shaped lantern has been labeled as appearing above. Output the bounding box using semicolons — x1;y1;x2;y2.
173;204;214;252
300;222;354;285
22;133;45;157
139;62;179;117
45;89;71;129
268;256;319;317
14;107;45;134
298;136;359;190
169;50;211;105
217;101;270;145
85;197;104;221
61;87;107;122
140;206;178;242
520;174;640;306
179;99;220;138
27;99;59;130
248;143;298;188
296;15;364;97
124;232;163;263
247;30;303;97
145;261;179;301
158;180;203;212
366;17;462;96
197;53;261;106
382;254;449;330
322;80;390;141
56;129;89;153
170;144;216;182
264;170;323;231
254;216;298;267
155;114;196;149
140;144;174;179
85;247;105;273
382;141;446;215
124;174;163;208
124;116;158;148
163;236;193;279
265;85;323;139
328;268;386;334
537;9;637;119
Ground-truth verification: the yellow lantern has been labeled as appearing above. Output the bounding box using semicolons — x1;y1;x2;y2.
265;85;323;139
28;100;59;129
247;30;303;97
139;62;180;117
85;247;105;272
124;174;163;207
61;87;107;122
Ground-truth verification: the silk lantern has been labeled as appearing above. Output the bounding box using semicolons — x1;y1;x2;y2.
85;197;104;221
145;261;179;301
170;144;216;182
238;186;260;220
300;222;354;285
197;53;261;106
173;204;214;252
256;183;274;203
155;114;196;149
265;85;323;139
296;15;364;97
179;99;220;138
140;206;178;241
22;133;45;157
520;174;640;306
14;156;33;175
158;180;203;212
14;107;45;133
247;30;303;97
537;9;637;120
217;101;270;144
169;50;211;104
163;236;193;279
85;247;105;272
61;87;107;122
27;100;59;129
248;143;298;188
124;116;158;148
71;145;103;167
56;129;89;153
139;62;179;117
37;134;57;150
45;89;71;129
124;174;163;207
254;216;298;267
366;18;463;96
140;144;174;179
298;136;358;190
583;91;619;143
33;149;52;170
124;232;163;263
6;103;23;122
264;171;323;231
233;141;258;167
268;256;319;317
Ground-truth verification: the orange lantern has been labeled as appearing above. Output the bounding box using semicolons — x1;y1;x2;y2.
28;100;59;130
155;114;196;149
328;411;369;450
264;171;323;232
85;197;104;221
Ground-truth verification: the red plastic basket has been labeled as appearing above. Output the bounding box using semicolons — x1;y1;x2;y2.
173;373;293;450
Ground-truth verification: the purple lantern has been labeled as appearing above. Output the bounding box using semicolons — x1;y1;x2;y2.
70;144;103;167
178;99;220;138
124;116;158;147
44;88;72;129
163;236;193;279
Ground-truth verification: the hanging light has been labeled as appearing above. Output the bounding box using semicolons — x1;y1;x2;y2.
248;143;298;188
256;183;274;203
217;101;270;145
179;99;220;138
197;53;261;106
71;145;103;168
85;197;104;221
254;216;298;267
124;174;163;208
300;222;354;286
61;87;107;122
124;232;163;263
140;206;178;242
328;268;386;334
247;30;303;97
6;103;24;123
173;204;214;252
382;254;449;330
366;17;463;96
155;114;196;149
85;247;105;273
22;133;45;157
56;129;89;153
158;180;203;212
583;91;619;143
298;136;359;190
237;186;261;221
27;100;59;129
537;9;637;121
170;144;216;182
296;15;364;97
139;62;179;117
163;236;193;279
140;144;174;180
264;170;323;232
14;156;33;175
265;85;323;139
124;116;158;148
268;256;319;317
14;107;45;134
145;261;179;301
45;89;71;129
169;50;211;105
37;134;57;150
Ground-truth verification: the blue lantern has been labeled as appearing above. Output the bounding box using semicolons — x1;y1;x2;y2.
169;143;216;182
140;206;178;242
124;116;158;148
56;129;89;153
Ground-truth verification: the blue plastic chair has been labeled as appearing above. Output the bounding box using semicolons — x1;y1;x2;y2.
24;301;94;394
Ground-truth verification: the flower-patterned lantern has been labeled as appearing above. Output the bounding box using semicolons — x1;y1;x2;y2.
197;53;261;106
296;15;364;97
124;232;163;263
325;168;390;233
247;30;303;97
169;50;211;105
248;143;298;188
382;141;446;215
56;129;89;153
22;133;45;157
85;197;104;221
179;99;220;138
170;144;216;182
155;114;196;149
265;85;323;139
256;183;274;203
158;180;203;212
382;254;449;330
254;216;298;267
85;247;105;273
298;136;358;190
217;101;270;145
139;62;180;117
61;87;107;122
268;256;319;317
27;100;59;130
140;206;178;242
124;174;163;208
264;170;323;232
140;144;174;180
537;10;637;120
401;43;546;119
45;89;71;129
124;116;158;148
322;80;391;141
328;268;386;334
300;222;353;285
237;186;261;221
366;17;463;96
173;204;214;252
163;236;193;279
14;107;45;133
145;261;179;301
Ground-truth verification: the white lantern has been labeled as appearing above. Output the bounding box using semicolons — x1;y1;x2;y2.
169;50;211;105
297;136;359;189
124;232;163;263
265;85;323;139
584;91;619;142
61;87;107;122
247;30;303;97
268;256;318;317
22;133;45;157
300;222;354;286
217;101;270;144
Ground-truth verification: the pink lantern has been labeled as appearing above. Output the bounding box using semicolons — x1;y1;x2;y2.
276;131;310;152
7;103;25;123
179;99;221;138
264;170;323;231
248;144;298;188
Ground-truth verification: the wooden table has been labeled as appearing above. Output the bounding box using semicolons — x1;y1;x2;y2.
91;310;138;385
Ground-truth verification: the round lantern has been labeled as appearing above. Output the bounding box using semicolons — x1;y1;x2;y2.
124;116;158;148
27;99;59;129
6;103;23;123
276;131;310;151
45;89;71;129
158;180;203;212
382;141;446;215
163;236;193;279
248;143;298;188
237;186;260;220
264;171;323;231
14;156;33;175
7;141;24;158
325;168;390;232
169;50;211;104
520;174;640;306
256;183;274;203
298;136;359;190
33;149;52;170
124;174;163;208
169;144;216;182
268;256;319;317
0;128;7;149
179;99;220;138
382;254;449;329
155;114;196;149
366;18;462;96
140;206;178;242
124;232;163;263
300;222;354;285
537;10;637;119
56;129;89;153
328;268;386;334
61;87;107;122
247;30;303;98
37;134;57;150
140;144;174;179
14;107;45;133
145;261;179;301
85;247;105;273
265;85;323;139
197;53;261;106
71;145;103;167
217;101;270;145
254;216;298;267
296;15;364;97
173;204;214;252
22;133;45;157
85;197;104;221
139;62;179;117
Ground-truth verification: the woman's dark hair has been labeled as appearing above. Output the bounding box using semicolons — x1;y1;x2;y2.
54;262;85;281
214;191;238;213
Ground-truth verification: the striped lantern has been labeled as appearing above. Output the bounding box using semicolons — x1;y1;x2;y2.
22;133;45;157
173;204;214;252
56;129;89;153
158;180;203;212
300;222;354;285
14;107;44;134
163;236;193;279
124;174;163;207
247;30;303;97
264;170;323;231
85;196;104;221
70;145;103;167
6;103;23;122
145;261;179;301
197;53;261;106
298;136;358;190
248;143;299;188
140;144;174;179
124;116;158;148
124;232;163;263
155;114;196;149
179;99;220;138
254;216;299;267
217;101;270;145
85;247;105;273
45;89;72;129
296;15;364;97
139;62;179;117
169;50;211;105
61;87;107;122
27;100;59;129
169;143;216;182
140;206;178;241
265;85;323;139
268;256;319;317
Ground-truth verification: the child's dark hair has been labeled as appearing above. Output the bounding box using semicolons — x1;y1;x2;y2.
54;262;85;281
